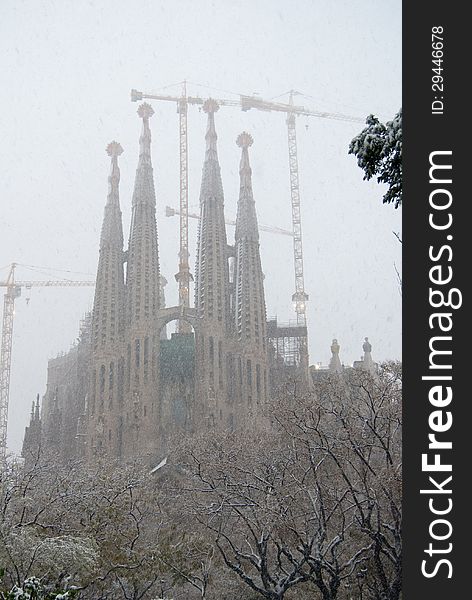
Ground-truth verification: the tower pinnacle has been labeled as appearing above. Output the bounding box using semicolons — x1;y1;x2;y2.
105;141;123;208
106;140;124;158
137;103;154;163
202;99;219;160
236;131;253;149
202;98;219;114
235;132;258;242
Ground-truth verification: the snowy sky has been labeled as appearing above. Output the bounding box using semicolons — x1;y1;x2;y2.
1;0;401;454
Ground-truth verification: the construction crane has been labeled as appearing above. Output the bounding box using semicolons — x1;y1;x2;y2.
0;263;94;461
235;89;363;329
165;205;293;237
131;83;363;333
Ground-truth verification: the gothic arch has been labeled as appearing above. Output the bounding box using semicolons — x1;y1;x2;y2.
156;306;201;335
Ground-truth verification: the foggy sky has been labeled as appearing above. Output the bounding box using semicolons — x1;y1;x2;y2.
1;0;401;454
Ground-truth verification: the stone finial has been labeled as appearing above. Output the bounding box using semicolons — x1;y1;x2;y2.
136;104;153;162
236;132;254;148
363;337;372;353
203;99;219;158
105;142;122;208
361;337;375;374
203;98;220;114
137;102;155;119
329;338;342;373
106;141;124;158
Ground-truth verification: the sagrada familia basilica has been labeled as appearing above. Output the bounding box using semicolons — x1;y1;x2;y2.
22;100;376;466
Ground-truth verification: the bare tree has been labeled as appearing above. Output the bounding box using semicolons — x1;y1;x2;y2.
274;363;402;600
177;363;401;600
1;363;401;600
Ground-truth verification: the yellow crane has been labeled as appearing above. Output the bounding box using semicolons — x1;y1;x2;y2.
0;262;94;461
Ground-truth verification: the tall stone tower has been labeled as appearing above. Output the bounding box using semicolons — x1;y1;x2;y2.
87;141;126;459
37;99;277;466
194;99;231;428
124;103;161;457
233;133;269;414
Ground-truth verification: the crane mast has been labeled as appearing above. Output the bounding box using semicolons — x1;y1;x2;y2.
0;264;94;461
286;92;309;329
0;264;19;461
286;94;309;374
176;82;192;333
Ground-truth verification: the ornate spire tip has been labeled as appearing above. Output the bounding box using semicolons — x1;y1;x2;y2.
236;131;254;148
106;141;124;157
203;98;219;114
137;102;154;119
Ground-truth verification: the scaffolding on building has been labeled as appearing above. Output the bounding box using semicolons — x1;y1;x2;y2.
267;317;308;369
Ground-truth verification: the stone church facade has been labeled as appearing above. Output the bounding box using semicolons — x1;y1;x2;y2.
21;99;379;467
24;99;294;465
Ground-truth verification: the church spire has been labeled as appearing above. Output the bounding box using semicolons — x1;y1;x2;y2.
234;132;266;345
233;132;268;408
87;142;126;461
122;103;161;458
194;99;231;426
106;141;123;203
136;102;154;182
235;132;259;242
194;99;229;324
126;103;160;330
92;141;125;353
204;98;219;160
